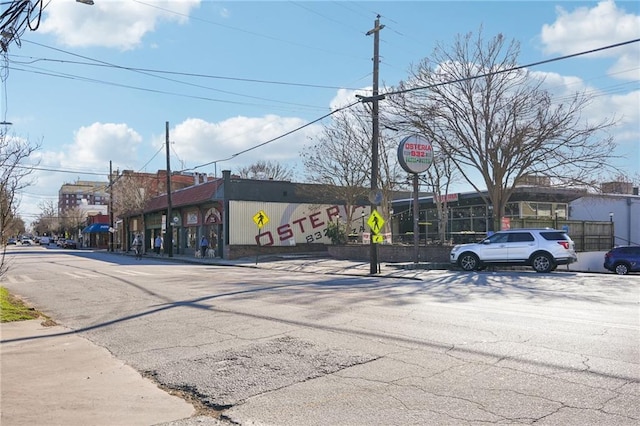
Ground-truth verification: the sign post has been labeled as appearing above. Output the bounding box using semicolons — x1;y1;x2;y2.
253;210;269;264
397;135;434;263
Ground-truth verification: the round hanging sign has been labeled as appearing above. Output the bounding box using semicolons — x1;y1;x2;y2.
397;134;434;174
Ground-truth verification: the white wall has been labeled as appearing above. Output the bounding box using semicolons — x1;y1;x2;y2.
570;195;640;246
567;251;608;273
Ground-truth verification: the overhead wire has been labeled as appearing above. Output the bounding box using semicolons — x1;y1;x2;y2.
132;0;369;61
9;53;364;91
180;99;361;172
18;40;331;112
383;38;640;97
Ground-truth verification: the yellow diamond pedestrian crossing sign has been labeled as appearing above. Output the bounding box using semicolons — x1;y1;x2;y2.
253;210;269;228
367;210;385;234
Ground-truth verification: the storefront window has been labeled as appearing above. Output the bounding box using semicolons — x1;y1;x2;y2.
505;202;519;217
554;204;567;218
472;205;486;218
187;227;197;248
537;203;552;218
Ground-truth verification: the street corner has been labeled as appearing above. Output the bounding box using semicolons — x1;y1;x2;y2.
1;319;196;426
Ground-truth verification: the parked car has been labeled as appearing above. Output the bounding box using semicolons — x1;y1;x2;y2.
7;237;17;245
39;236;51;245
21;238;33;245
604;246;640;275
62;239;77;249
450;228;577;273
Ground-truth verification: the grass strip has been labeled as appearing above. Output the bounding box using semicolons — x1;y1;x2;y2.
0;286;41;322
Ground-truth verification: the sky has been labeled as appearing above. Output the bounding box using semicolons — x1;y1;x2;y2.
1;0;639;226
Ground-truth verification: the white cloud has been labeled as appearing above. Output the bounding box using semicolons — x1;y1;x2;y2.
540;0;640;80
63;122;143;169
166;115;321;175
40;0;201;50
330;88;370;110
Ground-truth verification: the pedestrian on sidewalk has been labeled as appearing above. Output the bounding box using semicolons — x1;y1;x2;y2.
154;235;162;256
199;235;209;258
133;234;143;260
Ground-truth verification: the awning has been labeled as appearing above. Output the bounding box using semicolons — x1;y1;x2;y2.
82;223;111;233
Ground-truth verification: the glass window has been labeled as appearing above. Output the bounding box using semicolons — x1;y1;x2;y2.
521;202;535;217
471;205;486;217
554;204;567;219
540;231;569;241
537;203;552;218
487;232;509;243
505;203;519;217
508;232;534;242
186;227;197;248
452;207;470;218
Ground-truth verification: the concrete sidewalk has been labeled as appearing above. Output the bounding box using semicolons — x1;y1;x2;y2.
0;320;200;426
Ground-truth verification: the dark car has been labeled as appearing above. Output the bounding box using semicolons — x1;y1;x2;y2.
62;239;78;249
604;246;640;275
7;237;17;245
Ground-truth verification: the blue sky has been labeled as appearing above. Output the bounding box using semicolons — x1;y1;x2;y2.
2;0;639;225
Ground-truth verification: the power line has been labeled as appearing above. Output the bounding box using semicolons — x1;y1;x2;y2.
14;164;108;175
12;46;330;112
132;0;368;62
384;38;640;97
180;100;360;172
10;53;362;91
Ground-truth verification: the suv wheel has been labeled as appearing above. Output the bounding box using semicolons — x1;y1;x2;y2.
458;253;480;271
532;253;554;273
614;263;630;275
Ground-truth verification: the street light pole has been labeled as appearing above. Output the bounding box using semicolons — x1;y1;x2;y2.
109;161;114;252
609;212;614;248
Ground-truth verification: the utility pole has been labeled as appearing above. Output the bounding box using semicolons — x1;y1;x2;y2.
361;15;385;274
109;160;114;252
165;121;173;257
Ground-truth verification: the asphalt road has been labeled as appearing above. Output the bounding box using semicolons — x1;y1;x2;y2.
2;246;639;425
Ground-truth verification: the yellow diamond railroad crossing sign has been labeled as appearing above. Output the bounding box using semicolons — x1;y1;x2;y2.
367;210;385;234
253;210;269;228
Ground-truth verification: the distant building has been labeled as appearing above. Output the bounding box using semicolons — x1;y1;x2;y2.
570;191;639;247
58;180;109;215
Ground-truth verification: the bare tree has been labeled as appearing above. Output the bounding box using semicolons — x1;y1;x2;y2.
237;160;294;181
61;206;85;240
301;107;402;234
112;172;156;249
0;129;39;276
0;131;38;241
390;29;618;229
32;200;59;236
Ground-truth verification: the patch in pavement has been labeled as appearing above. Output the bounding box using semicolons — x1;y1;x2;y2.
148;336;376;409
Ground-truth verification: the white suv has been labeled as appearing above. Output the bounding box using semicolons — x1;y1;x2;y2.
450;229;577;273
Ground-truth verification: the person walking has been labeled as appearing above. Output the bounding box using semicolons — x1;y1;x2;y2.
154;235;162;256
199;235;209;258
133;234;143;260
